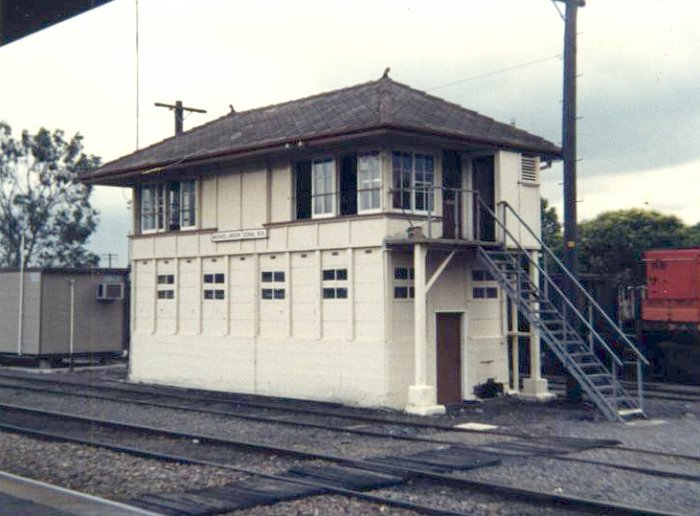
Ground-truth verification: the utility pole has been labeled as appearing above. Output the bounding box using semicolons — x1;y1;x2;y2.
101;253;118;268
556;0;585;401
154;100;207;135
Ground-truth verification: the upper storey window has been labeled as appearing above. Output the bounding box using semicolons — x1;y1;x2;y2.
295;151;383;220
140;179;197;233
392;152;434;212
357;151;381;212
312;158;336;217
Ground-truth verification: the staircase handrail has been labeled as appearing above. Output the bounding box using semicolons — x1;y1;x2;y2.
495;200;649;366
477;244;623;368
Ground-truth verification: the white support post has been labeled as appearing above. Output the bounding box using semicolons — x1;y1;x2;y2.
522;250;554;401
406;242;445;415
509;298;520;394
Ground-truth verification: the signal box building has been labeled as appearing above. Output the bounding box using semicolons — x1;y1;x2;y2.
83;77;562;414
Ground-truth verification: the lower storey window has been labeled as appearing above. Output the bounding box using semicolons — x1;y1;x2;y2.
394;266;415;299
261;270;285;300
473;287;498;299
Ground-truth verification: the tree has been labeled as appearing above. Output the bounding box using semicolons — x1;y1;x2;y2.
578;209;691;287
541;198;563;256
0;122;100;268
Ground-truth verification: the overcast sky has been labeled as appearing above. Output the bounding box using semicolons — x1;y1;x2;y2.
1;0;698;266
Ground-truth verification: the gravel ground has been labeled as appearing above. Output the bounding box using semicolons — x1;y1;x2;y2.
0;366;699;515
0;431;247;502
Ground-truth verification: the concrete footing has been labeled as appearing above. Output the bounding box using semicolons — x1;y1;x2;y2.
520;377;556;401
405;385;446;415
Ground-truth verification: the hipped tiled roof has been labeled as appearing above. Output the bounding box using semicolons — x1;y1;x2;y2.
84;77;561;182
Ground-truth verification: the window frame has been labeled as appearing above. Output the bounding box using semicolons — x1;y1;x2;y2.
357;150;382;214
139;179;198;234
311;158;337;218
391;150;435;214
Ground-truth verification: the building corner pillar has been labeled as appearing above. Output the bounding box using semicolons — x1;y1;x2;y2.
522;250;555;401
406;241;445;416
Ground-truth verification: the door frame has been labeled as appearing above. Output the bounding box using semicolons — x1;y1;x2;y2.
434;310;467;404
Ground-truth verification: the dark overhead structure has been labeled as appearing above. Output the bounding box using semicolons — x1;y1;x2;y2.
0;0;113;45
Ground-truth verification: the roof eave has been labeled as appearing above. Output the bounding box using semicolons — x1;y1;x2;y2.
81;123;561;186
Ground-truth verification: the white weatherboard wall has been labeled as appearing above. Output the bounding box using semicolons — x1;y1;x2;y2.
496;150;541;248
384;251;508;406
130;246;390;407
128;148;522;408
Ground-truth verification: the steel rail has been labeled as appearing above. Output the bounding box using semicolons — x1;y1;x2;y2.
0;371;608;441
3;383;695;481
0;404;683;516
3;372;700;467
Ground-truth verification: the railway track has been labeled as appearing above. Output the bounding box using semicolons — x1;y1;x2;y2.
546;375;700;403
1;370;699;470
0;401;686;516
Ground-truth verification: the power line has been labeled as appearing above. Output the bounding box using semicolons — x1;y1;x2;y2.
426;54;562;92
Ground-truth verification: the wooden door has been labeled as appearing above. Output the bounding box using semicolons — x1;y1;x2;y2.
442;150;462;239
436;313;462;405
472;156;495;241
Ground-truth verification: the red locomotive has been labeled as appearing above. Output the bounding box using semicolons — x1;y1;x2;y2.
625;248;700;383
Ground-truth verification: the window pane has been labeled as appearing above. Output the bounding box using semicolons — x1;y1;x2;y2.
336;287;348;299
214;273;225;284
358;151;381;212
312;159;335;216
261;272;273;283
214;289;225;300
336;269;347;280
394;286;408;299
273;289;285;299
322;270;335;281
181;180;196;227
473;287;485;299
273;271;285;282
323;288;335;299
204;290;214;300
203;274;214;284
392;152;412;209
157;184;165;230
394;267;408;280
169;181;181;230
486;287;498;298
141;185;156;231
262;289;273;299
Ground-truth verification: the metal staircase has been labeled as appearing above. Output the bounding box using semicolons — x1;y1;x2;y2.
475;200;649;422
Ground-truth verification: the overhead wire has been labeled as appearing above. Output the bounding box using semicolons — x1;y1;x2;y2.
425;54;562;92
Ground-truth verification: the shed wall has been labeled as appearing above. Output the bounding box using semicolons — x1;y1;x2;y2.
39;273;126;355
0;271;41;355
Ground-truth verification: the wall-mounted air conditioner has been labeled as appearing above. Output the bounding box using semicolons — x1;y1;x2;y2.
97;282;124;301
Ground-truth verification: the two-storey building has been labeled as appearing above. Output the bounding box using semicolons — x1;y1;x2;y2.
84;76;563;415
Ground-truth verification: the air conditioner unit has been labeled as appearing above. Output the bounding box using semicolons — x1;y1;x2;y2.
97;282;124;301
